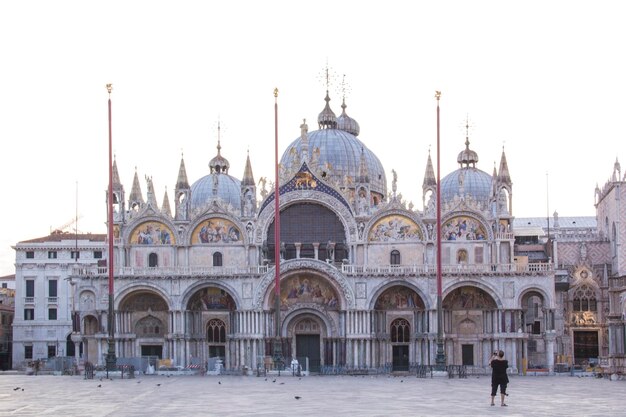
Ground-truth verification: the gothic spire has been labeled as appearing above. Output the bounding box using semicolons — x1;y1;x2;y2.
422;149;436;189
128;168;144;207
176;153;190;190
242;150;255;186
497;146;512;186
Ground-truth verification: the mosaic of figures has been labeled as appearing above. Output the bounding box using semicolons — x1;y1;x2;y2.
188;287;236;311
442;216;487;241
192;218;242;244
443;286;496;310
131;222;175;245
273;275;339;310
369;215;422;242
374;286;425;310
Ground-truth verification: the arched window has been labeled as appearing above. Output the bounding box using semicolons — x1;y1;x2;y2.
390;318;410;343
390;250;401;265
213;252;223;267
207;319;226;343
148;253;158;267
522;293;544;335
573;285;597;312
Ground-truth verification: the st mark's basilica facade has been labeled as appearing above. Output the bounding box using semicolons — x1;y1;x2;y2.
16;89;625;375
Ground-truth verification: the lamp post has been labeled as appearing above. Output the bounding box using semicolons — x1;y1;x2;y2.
272;88;284;373
105;83;117;372
435;91;446;371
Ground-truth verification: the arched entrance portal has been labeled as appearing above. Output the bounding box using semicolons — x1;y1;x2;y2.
187;287;236;367
119;291;169;363
373;285;426;369
274;273;341;373
288;315;326;373
443;286;497;366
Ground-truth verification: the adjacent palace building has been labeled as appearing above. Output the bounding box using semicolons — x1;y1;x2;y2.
11;90;626;376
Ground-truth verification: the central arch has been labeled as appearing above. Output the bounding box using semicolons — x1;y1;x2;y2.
284;311;329;373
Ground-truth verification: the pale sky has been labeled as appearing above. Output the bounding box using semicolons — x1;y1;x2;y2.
1;1;625;276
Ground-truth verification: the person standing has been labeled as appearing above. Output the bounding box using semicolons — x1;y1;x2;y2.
489;350;509;406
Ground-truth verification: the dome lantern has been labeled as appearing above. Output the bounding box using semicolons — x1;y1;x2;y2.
317;91;337;129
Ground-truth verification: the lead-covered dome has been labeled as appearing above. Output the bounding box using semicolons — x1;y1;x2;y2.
280;93;387;198
190;140;241;211
440;167;493;204
440;137;493;205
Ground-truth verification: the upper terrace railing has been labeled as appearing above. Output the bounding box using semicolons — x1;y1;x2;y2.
341;262;552;276
71;265;269;278
71;262;551;279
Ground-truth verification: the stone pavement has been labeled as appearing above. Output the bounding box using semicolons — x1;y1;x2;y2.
0;373;623;417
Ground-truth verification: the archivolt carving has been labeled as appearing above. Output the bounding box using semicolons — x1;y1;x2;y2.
282;304;337;336
253;259;355;309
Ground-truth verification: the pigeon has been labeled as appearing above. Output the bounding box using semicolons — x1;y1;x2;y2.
13;387;20;391
156;383;161;386
295;396;301;400
218;381;221;385
401;380;404;383
272;379;276;383
97;384;101;388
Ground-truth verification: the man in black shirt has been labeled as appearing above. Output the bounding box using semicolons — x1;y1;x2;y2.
489;350;509;406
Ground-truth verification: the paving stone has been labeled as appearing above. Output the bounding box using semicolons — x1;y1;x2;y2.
0;374;623;416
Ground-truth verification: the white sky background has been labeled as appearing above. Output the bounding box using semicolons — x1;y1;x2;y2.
1;1;625;276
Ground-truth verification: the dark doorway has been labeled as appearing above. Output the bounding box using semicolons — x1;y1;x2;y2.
462;344;474;366
574;331;599;365
392;345;410;371
296;334;321;372
209;345;225;359
141;345;163;359
66;333;82;358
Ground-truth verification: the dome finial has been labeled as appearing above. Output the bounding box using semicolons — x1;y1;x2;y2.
217;120;222;156
336;74;360;135
209;119;230;174
457;115;478;168
317;62;337;129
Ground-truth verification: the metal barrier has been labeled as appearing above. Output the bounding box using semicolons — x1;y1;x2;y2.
84;362;95;379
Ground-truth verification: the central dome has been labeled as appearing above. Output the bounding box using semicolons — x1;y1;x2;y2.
280;128;387;198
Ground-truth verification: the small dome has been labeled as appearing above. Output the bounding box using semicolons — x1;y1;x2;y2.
209;141;230;174
190;173;241;211
457;138;479;167
318;91;337;129
191;137;241;211
440;167;493;205
336;99;360;136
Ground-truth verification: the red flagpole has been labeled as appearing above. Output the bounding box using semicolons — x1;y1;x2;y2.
273;88;284;370
435;90;446;370
274;88;280;298
105;83;117;371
